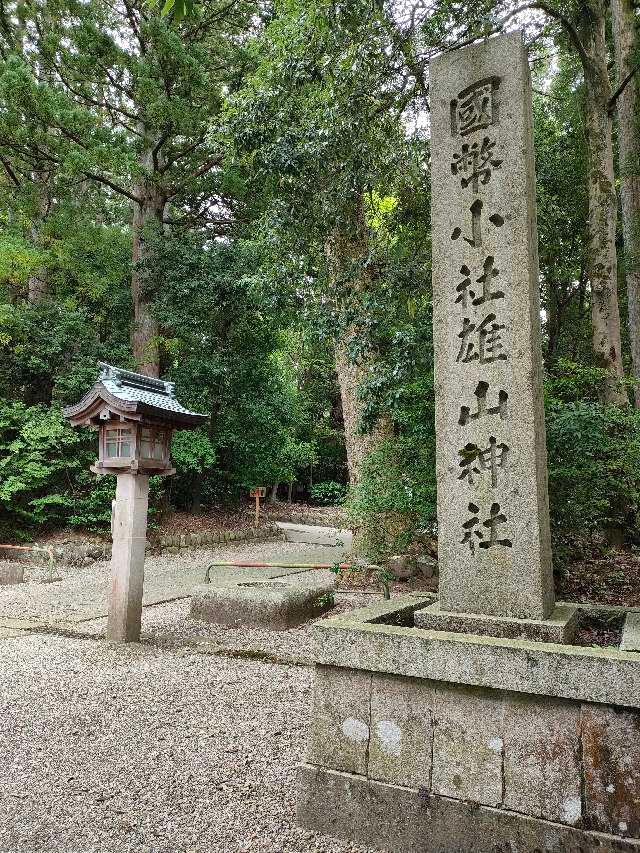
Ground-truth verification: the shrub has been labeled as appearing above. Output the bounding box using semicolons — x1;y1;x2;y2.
309;480;347;505
0;400;115;539
347;437;437;561
545;400;640;547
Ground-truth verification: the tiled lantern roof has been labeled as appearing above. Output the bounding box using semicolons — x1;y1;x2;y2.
62;363;208;429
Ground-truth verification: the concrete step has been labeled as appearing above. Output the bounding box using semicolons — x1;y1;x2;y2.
275;523;353;550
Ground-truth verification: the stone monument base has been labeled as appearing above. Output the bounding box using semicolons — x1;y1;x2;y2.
297;596;640;853
414;600;578;643
298;765;640;853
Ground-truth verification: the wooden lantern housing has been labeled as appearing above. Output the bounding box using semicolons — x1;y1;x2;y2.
63;363;208;476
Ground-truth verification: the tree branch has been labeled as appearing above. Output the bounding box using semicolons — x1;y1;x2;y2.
442;2;589;71
0;155;20;186
609;63;640;111
82;170;141;204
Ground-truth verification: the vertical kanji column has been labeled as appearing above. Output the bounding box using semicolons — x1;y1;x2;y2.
430;33;554;620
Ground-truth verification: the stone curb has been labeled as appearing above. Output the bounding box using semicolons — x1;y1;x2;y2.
155;525;279;552
0;526;281;568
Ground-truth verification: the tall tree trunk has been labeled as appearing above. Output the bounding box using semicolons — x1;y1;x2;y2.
326;200;397;559
131;134;165;378
326;200;394;488
131;182;164;378
334;335;393;485
612;0;640;406
27;197;49;304
581;1;629;404
27;264;48;304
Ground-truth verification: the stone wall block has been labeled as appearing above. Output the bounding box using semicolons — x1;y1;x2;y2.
581;705;640;837
0;562;25;584
431;685;504;806
368;673;434;788
306;665;372;776
503;694;581;824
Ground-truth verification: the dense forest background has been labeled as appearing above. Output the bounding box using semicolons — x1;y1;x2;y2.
1;0;640;562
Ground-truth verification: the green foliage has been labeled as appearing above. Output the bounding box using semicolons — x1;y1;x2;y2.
0;400;114;538
149;232;324;502
545;399;640;545
348;434;437;562
309;480;347;506
544;358;617;404
171;429;217;475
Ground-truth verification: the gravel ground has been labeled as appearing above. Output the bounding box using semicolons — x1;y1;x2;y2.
0;553;383;853
0;540;350;624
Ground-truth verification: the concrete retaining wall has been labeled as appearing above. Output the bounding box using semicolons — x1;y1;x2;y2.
0;526;279;568
298;597;640;852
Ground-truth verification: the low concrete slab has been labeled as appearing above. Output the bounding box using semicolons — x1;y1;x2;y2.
190;577;335;629
276;523;352;550
622;613;640;653
0;562;24;585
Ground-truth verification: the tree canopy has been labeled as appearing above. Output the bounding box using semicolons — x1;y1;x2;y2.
1;0;640;559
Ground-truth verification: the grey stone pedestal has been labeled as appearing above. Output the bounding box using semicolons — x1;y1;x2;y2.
297;597;640;853
414;600;578;643
0;562;25;585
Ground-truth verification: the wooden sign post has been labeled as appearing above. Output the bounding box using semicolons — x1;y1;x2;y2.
250;487;266;527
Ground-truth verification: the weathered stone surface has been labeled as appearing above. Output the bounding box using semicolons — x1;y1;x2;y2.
503;694;581;824
621;613;640;652
387;555;416;581
582;705;640;837
107;473;149;643
190;578;334;630
431;685;504;806
368;673;433;788
306;666;371;776
313;597;640;709
276;522;353;549
297;764;640;853
0;561;25;585
414;601;578;643
430;32;553;620
416;556;436;579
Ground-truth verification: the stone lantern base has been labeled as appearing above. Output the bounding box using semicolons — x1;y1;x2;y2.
107;472;150;643
297;596;640;852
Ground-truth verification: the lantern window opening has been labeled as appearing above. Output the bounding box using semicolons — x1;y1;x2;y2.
105;427;133;459
140;427;168;461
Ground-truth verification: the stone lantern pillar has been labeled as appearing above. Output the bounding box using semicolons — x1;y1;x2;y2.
63;363;207;642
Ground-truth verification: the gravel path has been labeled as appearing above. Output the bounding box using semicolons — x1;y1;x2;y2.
0;545;384;853
0;540;349;624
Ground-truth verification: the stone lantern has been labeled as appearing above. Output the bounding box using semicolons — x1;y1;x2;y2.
63;363;207;642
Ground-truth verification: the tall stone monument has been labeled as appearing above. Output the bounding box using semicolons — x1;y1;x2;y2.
415;31;575;641
297;33;640;853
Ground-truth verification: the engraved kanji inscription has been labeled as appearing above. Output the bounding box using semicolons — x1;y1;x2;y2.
458;436;509;487
456;313;508;364
451;76;501;137
451;137;503;192
459;381;508;426
451;200;504;247
461;501;513;554
455;256;505;309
